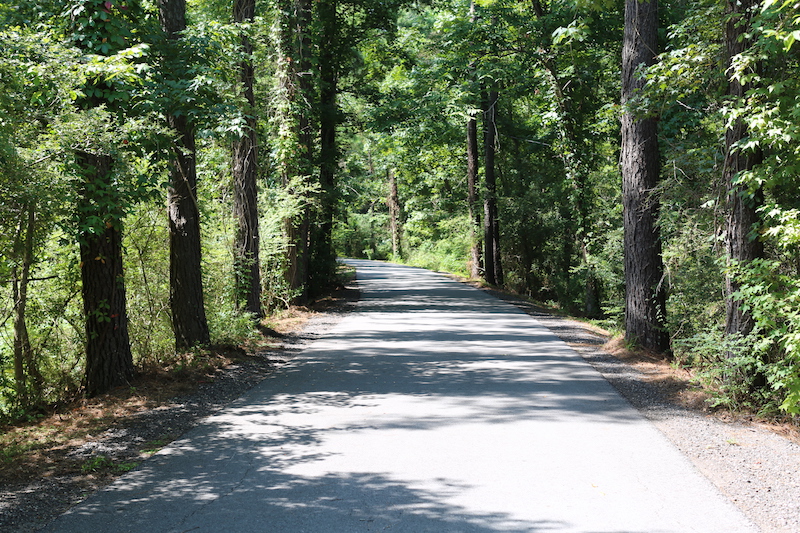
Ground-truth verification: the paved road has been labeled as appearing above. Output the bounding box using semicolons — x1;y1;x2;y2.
45;260;759;532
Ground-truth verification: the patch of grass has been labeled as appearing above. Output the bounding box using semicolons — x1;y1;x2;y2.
336;261;356;284
81;455;138;474
140;436;174;456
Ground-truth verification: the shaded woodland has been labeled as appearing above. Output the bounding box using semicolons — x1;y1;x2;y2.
2;0;800;418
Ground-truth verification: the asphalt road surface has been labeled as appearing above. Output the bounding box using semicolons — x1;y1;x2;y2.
44;260;759;532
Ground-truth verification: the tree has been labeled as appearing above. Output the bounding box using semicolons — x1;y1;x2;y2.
483;89;502;286
11;207;40;407
620;0;669;352
76;151;134;397
233;0;263;318
310;0;340;294
387;168;401;257
0;27;80;408
275;0;315;303
466;109;481;279
723;0;763;341
466;0;481;280
70;0;139;395
159;0;211;349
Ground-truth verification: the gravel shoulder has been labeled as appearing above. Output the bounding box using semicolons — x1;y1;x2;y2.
3;276;800;532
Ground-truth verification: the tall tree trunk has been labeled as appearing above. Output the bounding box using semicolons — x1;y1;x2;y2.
467;112;482;279
12;270;27;406
281;0;314;303
621;0;669;352
724;0;763;340
70;1;134;396
233;0;262;318
483;90;502;286
387;168;400;258
297;0;314;295
159;0;210;349
12;207;36;407
467;0;482;280
78;152;134;397
312;0;339;293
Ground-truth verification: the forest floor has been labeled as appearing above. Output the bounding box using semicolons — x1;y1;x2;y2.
2;271;800;532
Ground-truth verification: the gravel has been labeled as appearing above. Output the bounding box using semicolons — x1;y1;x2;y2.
4;281;800;532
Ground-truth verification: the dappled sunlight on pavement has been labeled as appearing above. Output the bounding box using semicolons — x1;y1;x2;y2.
44;260;759;533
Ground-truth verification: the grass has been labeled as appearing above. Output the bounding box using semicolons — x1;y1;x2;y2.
81;455;138;474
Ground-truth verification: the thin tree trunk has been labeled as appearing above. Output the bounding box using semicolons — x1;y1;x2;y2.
529;0;599;313
467;0;482;280
387;168;400;258
12;270;27;406
296;0;314;295
483;90;502;286
159;0;210;348
12;207;36;406
621;0;669;352
78;152;134;397
537;45;599;316
724;0;763;340
467;113;482;279
233;0;262;318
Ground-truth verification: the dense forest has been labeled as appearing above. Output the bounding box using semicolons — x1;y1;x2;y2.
2;0;800;420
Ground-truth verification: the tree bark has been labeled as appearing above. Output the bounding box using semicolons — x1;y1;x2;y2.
621;0;669;352
12;207;37;406
467;0;482;280
724;0;763;340
70;2;134;396
233;0;262;318
311;0;339;294
483;90;502;286
78;152;134;397
387;168;400;258
467;112;482;279
296;0;314;293
159;0;210;348
282;0;314;303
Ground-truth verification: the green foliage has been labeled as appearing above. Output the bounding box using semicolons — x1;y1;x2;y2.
123;202;173;366
81;454;138;474
334;212;393;260
55;107;167;237
68;0;139;56
404;216;472;277
260;180;321;309
672;331;770;411
0;28;87;413
733;258;800;414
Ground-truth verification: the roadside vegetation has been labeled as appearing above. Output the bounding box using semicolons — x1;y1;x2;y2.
2;0;800;439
